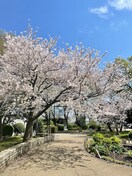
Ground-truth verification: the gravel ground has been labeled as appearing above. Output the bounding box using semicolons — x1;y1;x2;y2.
1;133;132;176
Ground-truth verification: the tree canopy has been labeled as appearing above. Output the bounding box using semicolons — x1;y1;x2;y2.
0;27;131;141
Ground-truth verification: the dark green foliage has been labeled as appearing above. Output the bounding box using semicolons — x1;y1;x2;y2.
104;131;115;137
50;125;58;133
14;123;25;134
67;124;72;129
57;124;64;131
96;125;101;131
68;123;80;130
89;133;124;157
88;120;97;130
76;116;87;129
52;118;58;125
56;118;65;124
50;120;54;125
126;108;132;124
3;125;14;137
34;119;58;134
119;131;130;139
79;127;82;132
34;119;46;136
110;144;125;154
115;57;132;78
43;119;54;125
128;131;132;139
88;120;101;131
68;123;78;128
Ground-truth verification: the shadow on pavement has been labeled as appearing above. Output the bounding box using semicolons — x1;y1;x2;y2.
16;139;90;171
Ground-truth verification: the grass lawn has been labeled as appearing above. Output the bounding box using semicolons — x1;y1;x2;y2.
0;136;23;152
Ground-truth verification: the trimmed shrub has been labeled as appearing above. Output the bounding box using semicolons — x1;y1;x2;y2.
34;119;47;136
57;124;64;131
43;119;54;125
96;125;101;131
50;125;58;133
88;120;97;130
87;120;101;131
119;131;129;139
128;131;132;139
67;124;72;129
79;127;82;132
68;123;80;130
3;125;14;137
76;117;87;130
14;123;25;135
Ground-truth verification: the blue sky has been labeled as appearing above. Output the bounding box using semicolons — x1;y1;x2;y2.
1;0;132;62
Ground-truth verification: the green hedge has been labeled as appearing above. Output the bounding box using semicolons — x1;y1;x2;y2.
14;123;25;134
57;124;64;131
129;131;132;139
119;131;130;139
87;120;101;131
50;125;58;133
68;123;80;130
3;125;14;137
35;119;47;136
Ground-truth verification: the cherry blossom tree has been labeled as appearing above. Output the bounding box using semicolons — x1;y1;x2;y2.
100;58;132;132
94;90;132;133
0;68;18;139
0;27;130;141
0;95;16;140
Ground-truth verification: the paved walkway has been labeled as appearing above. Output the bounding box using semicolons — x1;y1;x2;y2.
1;134;132;176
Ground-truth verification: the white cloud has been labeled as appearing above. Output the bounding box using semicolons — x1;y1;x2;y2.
78;26;100;35
90;6;109;18
109;0;132;10
110;20;128;31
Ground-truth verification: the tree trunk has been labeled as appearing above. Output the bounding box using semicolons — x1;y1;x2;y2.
107;123;113;132
65;118;68;126
23;119;34;142
74;110;79;124
115;124;119;135
63;112;68;126
51;110;56;125
0;117;3;140
120;124;123;132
